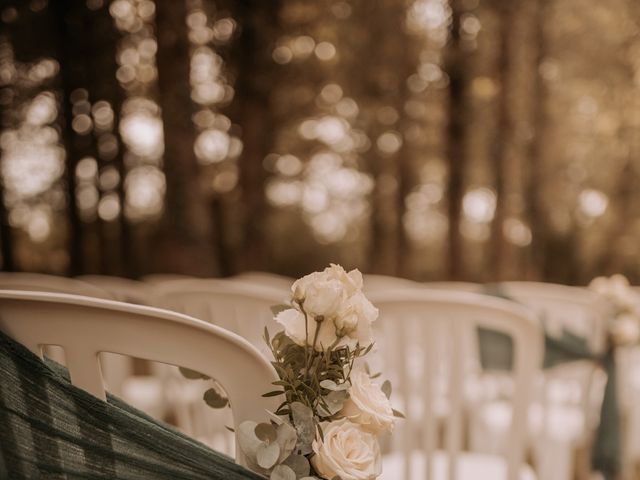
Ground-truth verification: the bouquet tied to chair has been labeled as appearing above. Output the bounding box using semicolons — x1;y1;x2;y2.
237;264;402;480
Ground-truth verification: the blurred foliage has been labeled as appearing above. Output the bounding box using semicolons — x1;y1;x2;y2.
0;0;639;283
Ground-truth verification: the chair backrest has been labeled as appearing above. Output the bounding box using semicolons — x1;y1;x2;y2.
367;289;543;480
499;281;609;353
78;275;154;305
231;271;294;291
142;273;196;284
361;274;422;294
150;279;290;357
0;272;112;299
499;281;611;439
0;290;280;465
423;281;482;293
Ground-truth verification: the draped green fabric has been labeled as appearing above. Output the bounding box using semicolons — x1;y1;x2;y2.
0;330;262;480
478;285;620;480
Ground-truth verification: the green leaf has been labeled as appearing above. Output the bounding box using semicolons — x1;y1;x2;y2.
203;388;228;408
392;408;405;419
381;380;392;399
270;464;296;480
263;390;284;398
178;367;210;380
271;304;291;316
282;453;310;478
257;441;280;469
255;422;278;443
363;342;375;355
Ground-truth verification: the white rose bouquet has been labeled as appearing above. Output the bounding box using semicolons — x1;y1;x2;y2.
589;274;640;346
237;264;402;480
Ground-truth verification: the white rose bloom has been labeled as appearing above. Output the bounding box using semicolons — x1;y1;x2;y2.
325;264;364;296
611;313;640;346
589;276;610;296
335;292;378;349
341;370;394;434
302;278;345;318
282;265;377;351
275;308;340;351
311;419;382;480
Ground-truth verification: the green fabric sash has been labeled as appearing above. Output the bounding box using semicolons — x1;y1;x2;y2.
0;329;262;480
478;285;619;480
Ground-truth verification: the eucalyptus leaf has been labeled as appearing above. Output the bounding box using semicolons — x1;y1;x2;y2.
265;409;285;425
320;379;350;392
282;454;310;478
276;420;298;461
381;380;392;399
270;464;296;480
319;379;338;390
256;441;280;469
203;387;228;408
291;402;315;455
323;390;347;416
238;421;262;459
178;367;210;380
255;422;278;443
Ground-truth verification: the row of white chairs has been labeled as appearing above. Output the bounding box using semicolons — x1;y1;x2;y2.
0;271;632;480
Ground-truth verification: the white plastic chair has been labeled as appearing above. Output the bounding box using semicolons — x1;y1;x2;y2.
423;282;482;294
362;274;423;294
484;282;610;480
147;279;289;449
0;272;112;299
367;289;543;480
141;273;195;284
150;278;289;357
77;275;154;305
231;271;294;292
0;272;131;394
0;289;279;466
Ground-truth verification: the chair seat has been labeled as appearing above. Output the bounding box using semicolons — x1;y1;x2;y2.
382;450;537;480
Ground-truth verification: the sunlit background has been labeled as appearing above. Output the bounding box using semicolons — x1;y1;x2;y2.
1;0;640;283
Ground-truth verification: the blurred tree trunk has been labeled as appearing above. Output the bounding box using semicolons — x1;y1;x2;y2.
155;0;217;276
52;0;87;276
355;0;411;277
0;71;11;269
527;0;549;281
445;0;467;279
0;160;13;271
489;2;510;279
490;0;524;280
87;4;133;277
227;0;279;273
